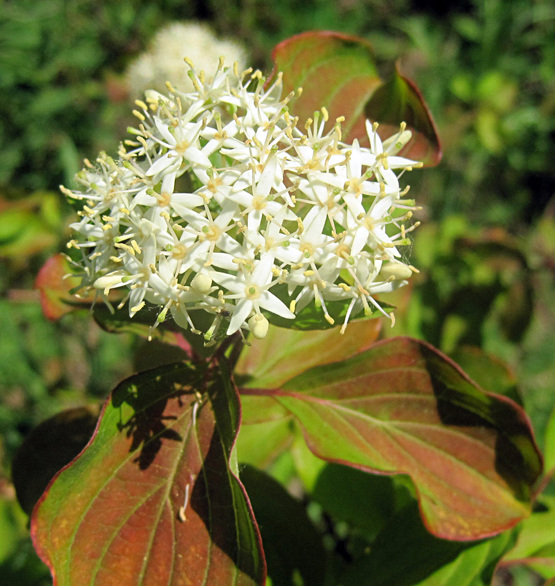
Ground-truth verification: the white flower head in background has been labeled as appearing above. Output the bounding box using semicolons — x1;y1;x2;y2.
65;57;422;342
126;22;248;99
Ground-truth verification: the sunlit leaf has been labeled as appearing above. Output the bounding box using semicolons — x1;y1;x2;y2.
271;31;380;140
0;194;60;260
271;31;441;166
31;360;265;586
235;416;294;468
234;318;381;472
267;337;541;540
266;283;393;331
235;394;293;468
34;254;89;320
236;319;381;389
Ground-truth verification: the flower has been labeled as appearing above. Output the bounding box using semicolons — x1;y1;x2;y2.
126;22;248;99
64;58;421;341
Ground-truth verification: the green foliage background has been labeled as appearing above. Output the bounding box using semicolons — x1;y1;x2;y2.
1;0;555;584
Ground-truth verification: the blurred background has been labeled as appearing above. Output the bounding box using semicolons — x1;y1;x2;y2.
1;0;554;583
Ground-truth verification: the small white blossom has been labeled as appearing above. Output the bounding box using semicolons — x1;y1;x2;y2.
65;58;422;340
126;22;248;99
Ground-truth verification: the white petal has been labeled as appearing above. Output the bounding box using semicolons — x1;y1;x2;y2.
252;253;274;285
259;291;295;319
257;154;278;197
155;119;177;146
227;298;253;334
161;172;176;194
147;152;174;176
184;146;212;168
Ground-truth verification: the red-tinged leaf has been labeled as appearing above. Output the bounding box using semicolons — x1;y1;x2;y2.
363;63;442;166
35;254;91;320
264;337;542;540
235;321;381;466
271;31;381;141
270;32;441;166
236;319;381;390
31;361;265;586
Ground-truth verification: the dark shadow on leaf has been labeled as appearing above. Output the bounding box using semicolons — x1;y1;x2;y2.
189;377;265;584
420;344;542;501
111;363;200;470
188;423;262;583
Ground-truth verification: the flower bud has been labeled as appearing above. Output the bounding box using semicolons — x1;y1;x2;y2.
94;273;124;290
378;262;413;281
248;315;269;339
191;273;213;294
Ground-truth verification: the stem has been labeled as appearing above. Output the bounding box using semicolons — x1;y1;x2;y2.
227;334;245;372
497;557;555;569
238;387;283;397
212;331;241;364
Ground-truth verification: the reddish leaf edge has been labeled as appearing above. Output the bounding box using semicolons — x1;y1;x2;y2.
268;30;376;83
390;62;443;167
30;360;267;586
239;336;543;542
29;391;106;583
268;31;442;166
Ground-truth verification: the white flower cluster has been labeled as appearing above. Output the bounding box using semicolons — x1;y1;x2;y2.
127;22;247;100
65;58;421;342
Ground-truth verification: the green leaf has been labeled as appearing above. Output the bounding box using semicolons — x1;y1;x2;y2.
271;31;441;166
235;394;293;468
340;503;517;586
545;406;555;474
31;360;265;586
312;464;399;542
241;466;327;586
236;415;294;469
290;424;327;492
363;64;442;166
234;316;382;472
503;495;555;579
268;337;542;540
0;197;58;259
265;284;394;331
449;345;523;405
235;319;381;389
